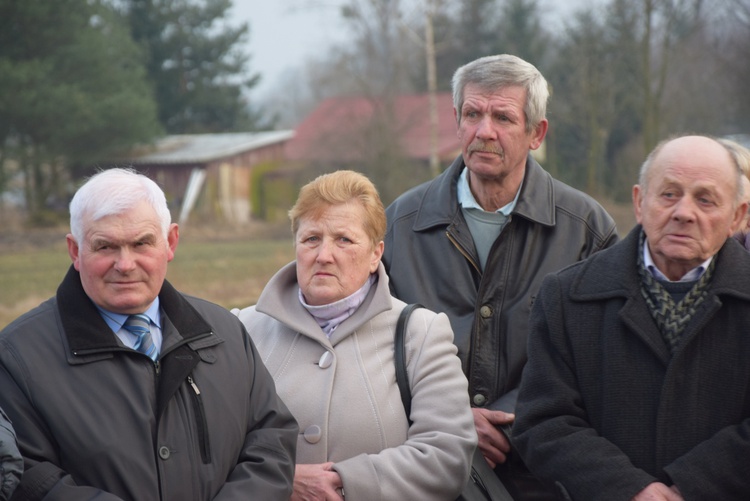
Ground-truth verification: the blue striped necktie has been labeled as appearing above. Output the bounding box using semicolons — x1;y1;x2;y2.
124;314;158;362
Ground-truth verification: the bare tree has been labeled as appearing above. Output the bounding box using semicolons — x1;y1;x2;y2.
715;0;750;131
628;0;707;152
278;0;428;199
544;5;624;196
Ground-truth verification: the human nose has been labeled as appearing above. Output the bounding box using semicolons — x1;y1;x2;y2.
114;248;137;272
475;114;496;139
672;197;696;223
315;239;334;263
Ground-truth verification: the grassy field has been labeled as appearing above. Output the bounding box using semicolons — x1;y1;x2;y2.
0;202;636;331
0;224;296;330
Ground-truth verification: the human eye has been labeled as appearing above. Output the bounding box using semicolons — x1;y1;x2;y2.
463;108;479;120
696;194;715;206
661;190;676;199
92;240;112;251
133;234;157;249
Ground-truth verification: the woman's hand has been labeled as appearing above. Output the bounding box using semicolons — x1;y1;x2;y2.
291;462;345;501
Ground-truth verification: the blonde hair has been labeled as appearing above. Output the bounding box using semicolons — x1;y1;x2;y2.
289;170;386;246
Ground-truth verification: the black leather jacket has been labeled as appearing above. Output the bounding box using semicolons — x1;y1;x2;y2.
383;154;619;410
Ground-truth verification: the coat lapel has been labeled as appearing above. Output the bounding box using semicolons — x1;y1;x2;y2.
571;225;750;364
571;226;671;363
56;265;222;418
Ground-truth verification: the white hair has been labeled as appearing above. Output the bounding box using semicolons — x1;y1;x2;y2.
69;167;171;243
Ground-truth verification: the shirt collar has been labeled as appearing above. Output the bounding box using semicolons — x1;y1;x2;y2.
457;167;520;216
642;241;712;282
98;298;161;333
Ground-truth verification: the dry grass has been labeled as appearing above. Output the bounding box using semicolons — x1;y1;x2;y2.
0;222;295;330
0;201;636;331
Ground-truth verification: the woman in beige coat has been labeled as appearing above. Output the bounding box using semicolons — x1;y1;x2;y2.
234;170;476;501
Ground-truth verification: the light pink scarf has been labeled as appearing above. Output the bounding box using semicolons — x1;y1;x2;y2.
300;274;377;338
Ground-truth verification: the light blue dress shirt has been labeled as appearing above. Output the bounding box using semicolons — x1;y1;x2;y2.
456;167;520;215
457;167;522;269
97;299;163;353
642;241;711;282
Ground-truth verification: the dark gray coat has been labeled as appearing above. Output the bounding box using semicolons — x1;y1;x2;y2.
0;266;298;501
514;226;750;500
384;154;618;408
0;406;22;501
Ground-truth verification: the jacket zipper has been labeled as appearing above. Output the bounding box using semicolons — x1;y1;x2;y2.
446;230;480;273
187;374;211;464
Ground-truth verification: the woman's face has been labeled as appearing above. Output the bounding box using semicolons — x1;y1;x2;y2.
295;202;383;306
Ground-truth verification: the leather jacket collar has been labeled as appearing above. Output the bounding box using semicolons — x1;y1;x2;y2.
413;153;556;232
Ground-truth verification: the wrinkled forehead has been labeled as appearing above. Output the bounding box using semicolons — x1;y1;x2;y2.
647;139;737;188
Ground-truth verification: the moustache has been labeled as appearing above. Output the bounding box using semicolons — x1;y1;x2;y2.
468;141;504;157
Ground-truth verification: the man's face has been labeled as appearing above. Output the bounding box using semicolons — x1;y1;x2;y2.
633;136;746;280
67;200;179;314
455;83;547;183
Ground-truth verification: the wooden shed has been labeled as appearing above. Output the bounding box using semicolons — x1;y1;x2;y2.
122;131;294;224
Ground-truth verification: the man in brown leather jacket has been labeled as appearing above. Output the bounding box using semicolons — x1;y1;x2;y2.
383;54;618;500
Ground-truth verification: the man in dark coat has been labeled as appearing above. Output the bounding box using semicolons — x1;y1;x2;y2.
514;135;750;500
0;406;22;501
0;168;298;500
384;54;618;499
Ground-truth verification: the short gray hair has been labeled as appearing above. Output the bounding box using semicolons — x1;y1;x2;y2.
717;138;750;178
451;54;549;133
69;167;171;244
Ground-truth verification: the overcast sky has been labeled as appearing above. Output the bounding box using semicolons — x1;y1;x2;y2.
233;1;348;98
234;0;596;100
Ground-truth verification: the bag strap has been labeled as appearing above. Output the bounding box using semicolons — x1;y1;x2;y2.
395;305;515;501
394;304;423;426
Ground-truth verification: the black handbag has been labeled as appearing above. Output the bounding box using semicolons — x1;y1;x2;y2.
394;304;514;501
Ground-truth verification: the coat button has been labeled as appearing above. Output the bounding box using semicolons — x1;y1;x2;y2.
303;425;322;444
479;305;493;318
473;394;487;406
158;446;171;460
318;351;333;369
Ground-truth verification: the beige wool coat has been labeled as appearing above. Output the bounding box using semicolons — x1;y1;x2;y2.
234;262;477;501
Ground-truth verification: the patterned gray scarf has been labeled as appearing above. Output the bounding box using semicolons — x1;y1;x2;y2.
637;231;715;354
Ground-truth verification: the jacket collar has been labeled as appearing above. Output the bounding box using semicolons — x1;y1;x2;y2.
568;225;750;363
570;225;750;302
58;265;214;357
413;153;555;232
256;261;393;344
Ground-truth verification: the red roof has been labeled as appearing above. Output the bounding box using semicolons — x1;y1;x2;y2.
285;93;460;163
